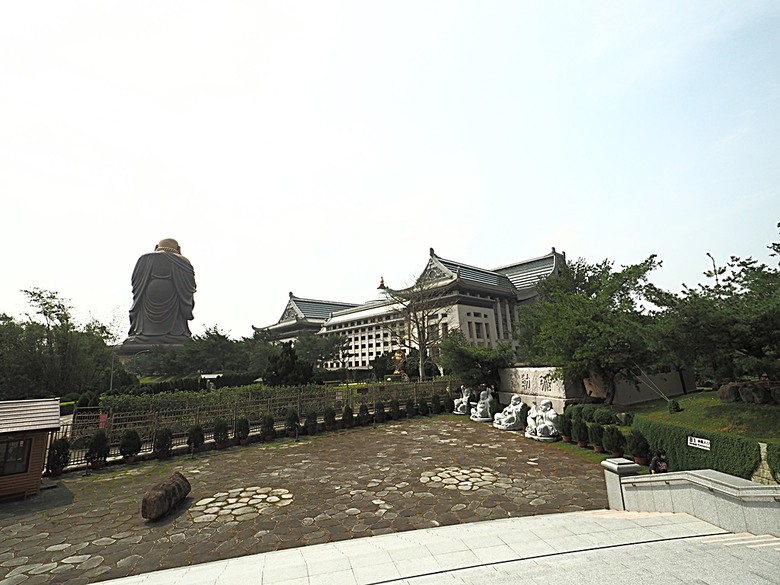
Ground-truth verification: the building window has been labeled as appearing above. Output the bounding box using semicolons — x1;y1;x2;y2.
1;439;31;476
467;322;474;338
475;322;483;339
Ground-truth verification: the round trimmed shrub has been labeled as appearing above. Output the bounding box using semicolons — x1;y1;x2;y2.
593;407;618;425
154;427;173;456
342;405;354;427
324;407;337;429
602;425;626;454
87;430;110;463
417;396;430;416
390;399;401;420
235;417;250;441
567;404;584;422
284;409;300;434
187;425;205;450
558;411;572;438
588;423;604;447
357;403;371;426
213;419;230;445
120;429;142;458
305;410;318;435
261;414;276;439
581;404;599;422
374;401;386;423
628;429;651;460
47;438;70;473
572;420;589;445
405;397;416;417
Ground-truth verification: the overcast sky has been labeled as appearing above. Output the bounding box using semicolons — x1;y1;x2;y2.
2;1;779;340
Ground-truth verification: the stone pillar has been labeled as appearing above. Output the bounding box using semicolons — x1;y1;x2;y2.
495;298;504;340
601;457;642;511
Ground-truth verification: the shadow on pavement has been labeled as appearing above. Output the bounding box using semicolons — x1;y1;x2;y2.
0;480;74;520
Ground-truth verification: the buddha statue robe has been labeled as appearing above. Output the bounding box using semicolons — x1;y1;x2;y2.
126;239;196;344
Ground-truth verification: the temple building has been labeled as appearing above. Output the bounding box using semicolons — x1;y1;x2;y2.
261;293;359;345
257;248;565;371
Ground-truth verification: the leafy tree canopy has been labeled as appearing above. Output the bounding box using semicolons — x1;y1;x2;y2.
293;332;348;368
516;256;661;403
648;225;780;383
0;289;118;400
439;329;514;386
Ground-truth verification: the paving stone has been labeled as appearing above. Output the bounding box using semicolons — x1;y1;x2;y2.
26;564;57;575
193;514;218;523
0;417;608;584
61;555;90;564
0;576;29;585
7;564;42;578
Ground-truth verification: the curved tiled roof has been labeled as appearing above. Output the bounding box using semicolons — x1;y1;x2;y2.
293;297;358;320
435;256;515;290
493;250;563;290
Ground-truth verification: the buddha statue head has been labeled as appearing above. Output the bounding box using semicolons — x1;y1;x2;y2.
155;238;181;254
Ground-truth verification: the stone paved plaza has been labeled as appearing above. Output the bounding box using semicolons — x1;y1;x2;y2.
0;416;608;585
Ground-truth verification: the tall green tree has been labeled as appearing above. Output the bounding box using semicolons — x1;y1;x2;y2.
439;330;513;386
516;256;661;404
649;226;780;383
0;289;117;400
293;332;348;369
263;342;313;386
380;276;451;380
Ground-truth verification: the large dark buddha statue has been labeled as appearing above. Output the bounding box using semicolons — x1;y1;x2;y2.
124;238;197;346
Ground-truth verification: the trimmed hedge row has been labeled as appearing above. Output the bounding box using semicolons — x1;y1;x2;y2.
633;415;761;479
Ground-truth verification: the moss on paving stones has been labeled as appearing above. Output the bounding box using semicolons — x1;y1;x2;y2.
0;417;607;584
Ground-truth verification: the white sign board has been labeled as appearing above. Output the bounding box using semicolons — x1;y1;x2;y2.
687;436;711;451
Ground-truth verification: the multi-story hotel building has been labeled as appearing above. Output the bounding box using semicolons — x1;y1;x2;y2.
257;248;565;371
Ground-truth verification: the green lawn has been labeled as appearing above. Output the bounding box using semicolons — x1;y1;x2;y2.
635;390;780;442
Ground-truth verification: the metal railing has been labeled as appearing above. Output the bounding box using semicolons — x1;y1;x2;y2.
47;380;457;469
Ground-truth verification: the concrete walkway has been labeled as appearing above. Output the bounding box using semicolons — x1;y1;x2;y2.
98;510;780;585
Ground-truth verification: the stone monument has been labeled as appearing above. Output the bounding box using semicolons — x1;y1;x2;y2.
493;394;524;431
119;238;197;355
453;385;471;415
469;389;494;422
525;398;560;442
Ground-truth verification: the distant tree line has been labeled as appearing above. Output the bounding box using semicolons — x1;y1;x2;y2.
515;225;780;402
3;226;777;403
